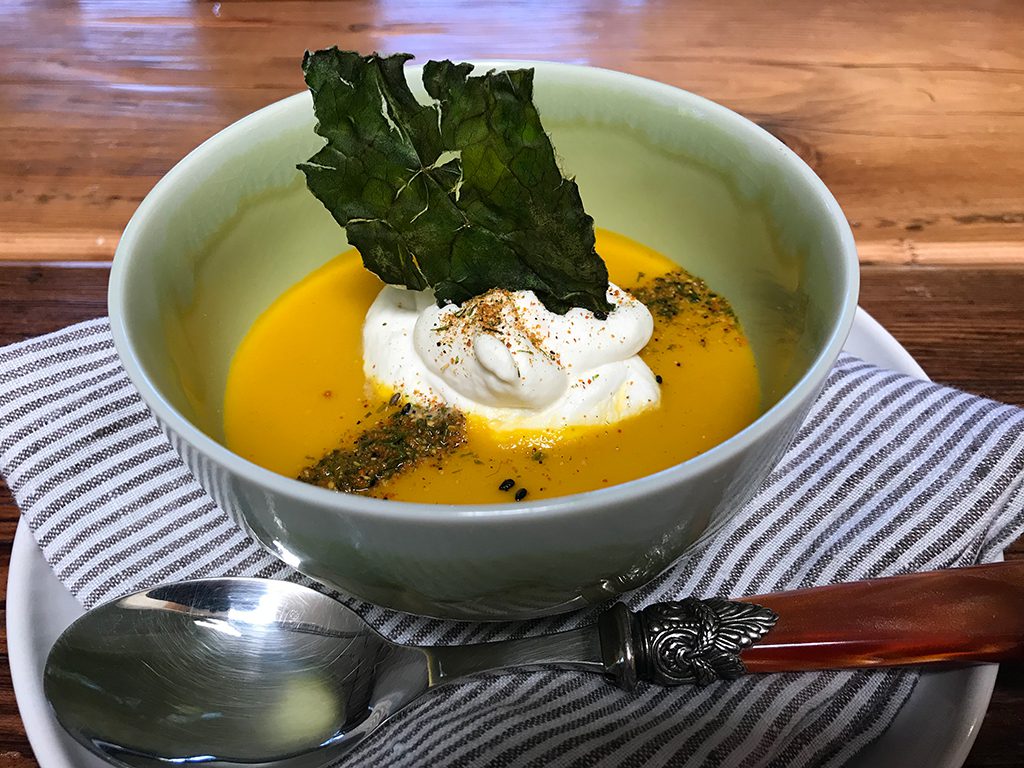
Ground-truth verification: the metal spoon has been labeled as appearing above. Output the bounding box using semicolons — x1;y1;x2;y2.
45;562;1024;767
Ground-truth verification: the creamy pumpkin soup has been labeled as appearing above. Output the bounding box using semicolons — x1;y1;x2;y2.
224;229;760;503
221;50;762;502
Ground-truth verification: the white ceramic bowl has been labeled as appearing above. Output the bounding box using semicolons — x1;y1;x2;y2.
109;61;858;619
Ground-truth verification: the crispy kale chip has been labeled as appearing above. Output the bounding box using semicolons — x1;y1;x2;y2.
298;48;612;317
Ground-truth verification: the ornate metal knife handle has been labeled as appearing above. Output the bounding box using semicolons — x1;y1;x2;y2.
598;598;778;691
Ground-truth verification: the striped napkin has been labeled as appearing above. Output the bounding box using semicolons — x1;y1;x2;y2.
3;317;1024;768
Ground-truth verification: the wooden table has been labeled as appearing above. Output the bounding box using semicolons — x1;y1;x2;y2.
1;1;1022;764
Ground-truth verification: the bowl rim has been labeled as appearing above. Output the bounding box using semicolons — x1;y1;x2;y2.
108;59;860;524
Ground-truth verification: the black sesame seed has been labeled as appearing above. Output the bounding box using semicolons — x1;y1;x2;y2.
515;488;528;501
655;374;663;384
499;478;515;492
401;402;412;415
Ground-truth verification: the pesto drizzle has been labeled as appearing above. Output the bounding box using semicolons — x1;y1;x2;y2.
298;401;467;494
631;270;737;324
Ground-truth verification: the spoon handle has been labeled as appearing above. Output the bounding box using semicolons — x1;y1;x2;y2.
599;561;1024;691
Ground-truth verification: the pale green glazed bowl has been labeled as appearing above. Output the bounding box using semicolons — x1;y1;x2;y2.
109;62;858;620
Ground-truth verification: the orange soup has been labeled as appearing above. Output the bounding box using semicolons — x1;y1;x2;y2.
224;230;761;502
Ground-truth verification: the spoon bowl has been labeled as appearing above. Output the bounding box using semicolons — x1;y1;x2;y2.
44;579;431;767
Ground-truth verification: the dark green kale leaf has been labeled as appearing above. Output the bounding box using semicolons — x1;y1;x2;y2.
298;48;612;317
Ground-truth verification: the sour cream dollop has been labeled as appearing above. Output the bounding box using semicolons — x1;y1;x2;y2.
362;284;660;431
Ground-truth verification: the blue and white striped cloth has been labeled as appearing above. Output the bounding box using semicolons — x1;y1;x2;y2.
2;317;1023;767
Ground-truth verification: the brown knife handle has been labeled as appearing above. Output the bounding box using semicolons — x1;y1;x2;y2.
739;561;1024;673
599;562;1024;690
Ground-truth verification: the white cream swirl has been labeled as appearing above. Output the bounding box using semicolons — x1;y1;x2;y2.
362;284;660;431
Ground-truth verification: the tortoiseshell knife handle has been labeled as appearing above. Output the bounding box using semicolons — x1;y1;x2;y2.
740;560;1024;673
599;561;1024;691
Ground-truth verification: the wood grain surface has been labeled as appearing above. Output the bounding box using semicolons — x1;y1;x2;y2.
1;1;1022;765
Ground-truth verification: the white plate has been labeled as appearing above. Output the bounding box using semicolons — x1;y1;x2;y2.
6;307;996;768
